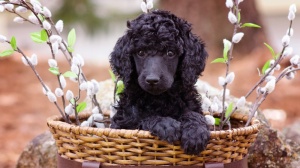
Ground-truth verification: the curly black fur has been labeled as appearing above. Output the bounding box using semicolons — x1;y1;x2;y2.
109;10;210;155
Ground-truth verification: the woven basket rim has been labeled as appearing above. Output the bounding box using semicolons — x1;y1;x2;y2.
47;112;260;140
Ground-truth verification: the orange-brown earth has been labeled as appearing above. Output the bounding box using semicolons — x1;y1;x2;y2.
1;49;300;167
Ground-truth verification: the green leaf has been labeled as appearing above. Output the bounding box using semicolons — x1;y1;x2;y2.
262;60;271;75
30;32;46;43
241;23;261;28
116;80;125;95
40;29;48;41
70;98;75;104
38;14;44;22
10;36;17;50
49;67;60;75
63;71;77;78
0;50;14;57
67;28;76;52
225;102;234;119
211;58;226;64
214;118;220;126
109;70;116;81
76;102;87;113
237;11;241;23
223;42;230;61
264;43;276;59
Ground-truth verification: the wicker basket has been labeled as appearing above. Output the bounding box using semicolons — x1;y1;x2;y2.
47;112;260;166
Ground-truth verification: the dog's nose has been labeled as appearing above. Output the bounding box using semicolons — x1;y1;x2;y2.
146;76;159;85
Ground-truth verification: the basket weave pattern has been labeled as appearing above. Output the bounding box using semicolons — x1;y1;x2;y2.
47;112;260;166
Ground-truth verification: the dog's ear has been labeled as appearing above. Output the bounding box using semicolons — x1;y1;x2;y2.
109;35;132;85
180;25;208;87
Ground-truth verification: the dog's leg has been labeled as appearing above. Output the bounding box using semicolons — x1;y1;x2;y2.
141;116;181;143
180;111;210;155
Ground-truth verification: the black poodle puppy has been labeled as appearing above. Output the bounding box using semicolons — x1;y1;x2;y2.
109;10;210;155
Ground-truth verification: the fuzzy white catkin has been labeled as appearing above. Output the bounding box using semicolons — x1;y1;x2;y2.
52;42;59;55
0;34;7;43
28;14;39;24
92;113;104;122
92;107;99;114
33;4;41;13
289;4;297;13
146;0;153;9
13;17;24;24
55;88;64;97
283;47;293;57
202;97;212;107
48;59;57;68
21;56;30;66
66;90;74;101
4;4;14;11
286;72;295;80
265;79;276;93
15;6;27;13
42;7;51;18
237;0;244;4
30;0;41;6
218;77;226;86
80;121;90;127
290;55;300;66
141;1;147;13
232;32;244;43
225;72;235;84
228;11;237;24
60;43;66;51
205;115;215;125
225;0;233;8
49;35;62;44
65;104;74;115
265;76;276;82
210;103;219;113
0;5;4;12
223;39;232;49
59;75;67;89
79;82;88;91
87;81;94;96
47;92;57;103
288;11;296;21
275;64;281;71
42;20;51;30
9;0;20;3
269;60;275;66
259;87;266;95
71;64;79;74
75;54;85;66
110;106;117;119
236;96;246;108
91;79;99;94
55;20;63;33
282;35;290;46
30;54;38;66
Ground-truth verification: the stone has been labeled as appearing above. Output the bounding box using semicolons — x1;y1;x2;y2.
16;131;57;168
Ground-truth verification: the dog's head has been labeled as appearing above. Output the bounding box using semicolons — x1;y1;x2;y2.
110;10;208;95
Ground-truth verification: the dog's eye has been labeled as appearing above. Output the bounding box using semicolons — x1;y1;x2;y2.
167;51;175;57
137;50;145;57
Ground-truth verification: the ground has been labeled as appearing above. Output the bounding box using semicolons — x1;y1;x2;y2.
1;49;300;167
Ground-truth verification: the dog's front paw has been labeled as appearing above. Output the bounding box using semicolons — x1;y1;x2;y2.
142;117;181;143
181;125;210;155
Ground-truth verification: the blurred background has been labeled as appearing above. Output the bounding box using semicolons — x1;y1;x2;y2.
1;0;300;167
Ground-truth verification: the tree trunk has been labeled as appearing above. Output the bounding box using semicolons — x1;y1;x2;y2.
159;0;268;58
